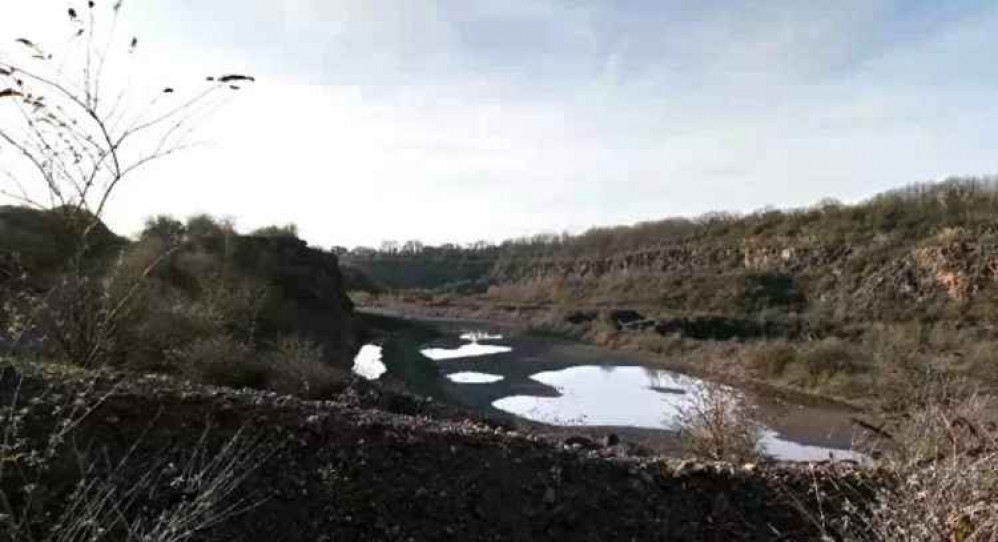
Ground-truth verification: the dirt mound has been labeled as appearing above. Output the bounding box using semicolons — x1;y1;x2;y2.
3;361;873;541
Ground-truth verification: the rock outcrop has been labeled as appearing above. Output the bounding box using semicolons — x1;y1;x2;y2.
232;234;361;366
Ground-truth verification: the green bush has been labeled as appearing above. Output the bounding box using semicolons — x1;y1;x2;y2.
251;224;299;239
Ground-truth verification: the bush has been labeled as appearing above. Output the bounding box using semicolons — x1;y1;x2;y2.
677;383;764;464
0;367;261;541
251;224;299;239
170;336;268;390
799;339;865;378
631;330;686;355
30;274;121;367
823;387;998;541
264;336;344;399
746;343;798;377
963;341;998;386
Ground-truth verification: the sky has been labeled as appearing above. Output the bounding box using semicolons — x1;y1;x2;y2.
1;1;997;248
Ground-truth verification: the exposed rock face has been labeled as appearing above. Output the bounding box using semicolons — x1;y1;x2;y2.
491;245;744;282
910;237;998;301
741;237;848;273
353;182;998;323
484;228;998;322
232;235;361;367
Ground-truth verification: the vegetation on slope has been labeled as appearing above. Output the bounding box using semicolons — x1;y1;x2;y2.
352;177;998;322
2;210;360;394
355;178;998;404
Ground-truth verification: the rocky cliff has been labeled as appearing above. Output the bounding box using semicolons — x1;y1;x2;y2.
231;234;361;366
357;179;998;326
486;203;998;324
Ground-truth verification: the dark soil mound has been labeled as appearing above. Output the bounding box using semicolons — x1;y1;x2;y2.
4;362;872;541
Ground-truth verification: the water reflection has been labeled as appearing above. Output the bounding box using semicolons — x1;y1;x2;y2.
421;331;512;361
490;365;862;462
459;332;504;342
492;366;700;429
352;344;386;380
446;372;505;384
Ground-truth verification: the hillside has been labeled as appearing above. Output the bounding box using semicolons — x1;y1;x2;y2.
349;178;998;325
354;179;998;405
1;210;360;375
0;206;128;287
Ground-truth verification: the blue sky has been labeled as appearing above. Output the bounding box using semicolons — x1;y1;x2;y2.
2;1;997;247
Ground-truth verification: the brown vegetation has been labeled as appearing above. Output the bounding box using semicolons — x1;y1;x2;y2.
677;383;765;464
811;380;998;541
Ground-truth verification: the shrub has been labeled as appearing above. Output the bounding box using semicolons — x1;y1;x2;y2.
963;341;998;387
0;368;261;541
799;339;865;378
264;336;344;399
631;329;686;355
677;383;764;464
251;224;299;239
823;387;998;541
746;343;798;377
170;336;268;390
30;274;121;367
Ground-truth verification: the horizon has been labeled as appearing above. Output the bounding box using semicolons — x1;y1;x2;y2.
121;175;998;251
2;1;997;249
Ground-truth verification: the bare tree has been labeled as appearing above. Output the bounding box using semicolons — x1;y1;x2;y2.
0;2;253;366
0;1;253;263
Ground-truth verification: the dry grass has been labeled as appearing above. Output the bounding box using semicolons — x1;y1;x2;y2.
801;379;998;541
0;368;264;541
859;393;998;541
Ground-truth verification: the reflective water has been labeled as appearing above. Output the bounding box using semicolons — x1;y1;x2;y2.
421;343;512;360
460;332;504;342
446;372;506;384
352;344;387;380
491;365;864;462
395;323;861;462
492;366;700;429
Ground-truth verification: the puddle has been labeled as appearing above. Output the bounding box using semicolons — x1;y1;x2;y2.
762;431;864;462
491;365;862;462
421;331;513;361
492;366;700;428
422;343;513;360
460;332;504;342
352;344;387;380
446;372;505;384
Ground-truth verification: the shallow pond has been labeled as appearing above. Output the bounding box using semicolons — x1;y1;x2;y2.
362;317;865;462
492;365;862;462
